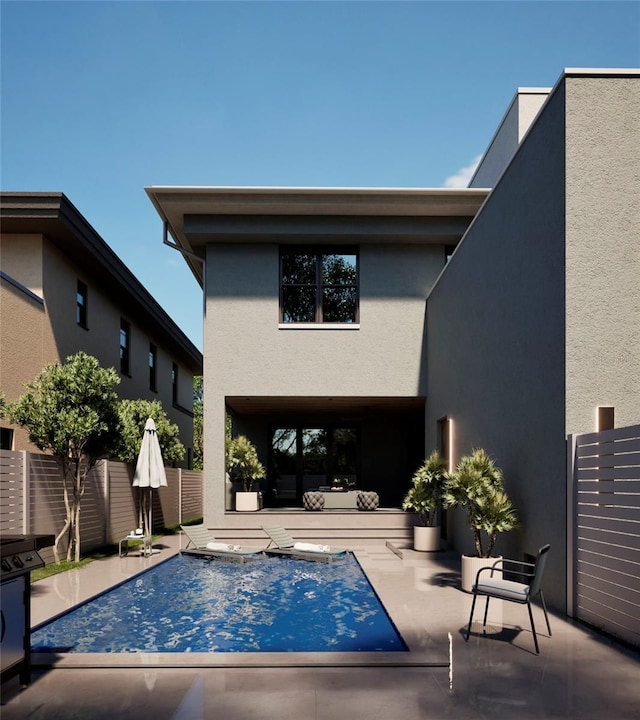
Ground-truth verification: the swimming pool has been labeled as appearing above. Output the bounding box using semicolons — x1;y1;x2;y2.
32;553;407;653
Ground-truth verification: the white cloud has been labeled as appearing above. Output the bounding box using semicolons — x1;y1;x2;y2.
443;155;482;188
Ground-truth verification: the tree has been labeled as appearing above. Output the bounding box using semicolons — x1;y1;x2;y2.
193;375;203;471
115;398;185;465
7;352;121;563
227;435;265;492
443;448;518;558
402;450;448;527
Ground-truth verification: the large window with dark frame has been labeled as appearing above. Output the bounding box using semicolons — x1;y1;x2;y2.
280;247;359;323
269;426;359;504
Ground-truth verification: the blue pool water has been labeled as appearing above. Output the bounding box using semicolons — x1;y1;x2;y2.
32;553;407;653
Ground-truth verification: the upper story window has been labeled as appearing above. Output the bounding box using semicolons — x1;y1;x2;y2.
120;319;130;375
76;280;88;328
172;362;179;404
149;344;157;392
280;247;358;323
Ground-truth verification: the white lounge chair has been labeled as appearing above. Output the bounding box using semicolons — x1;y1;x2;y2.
180;524;263;562
262;525;348;563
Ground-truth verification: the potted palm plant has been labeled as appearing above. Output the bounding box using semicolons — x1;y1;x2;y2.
227;435;266;511
402;450;447;551
443;447;518;591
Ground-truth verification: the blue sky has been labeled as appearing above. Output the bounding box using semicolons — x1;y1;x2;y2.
2;1;639;352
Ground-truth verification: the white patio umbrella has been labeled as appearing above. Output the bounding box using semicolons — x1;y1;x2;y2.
132;417;167;537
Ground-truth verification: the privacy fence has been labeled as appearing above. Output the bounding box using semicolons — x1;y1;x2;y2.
0;449;202;564
567;424;640;648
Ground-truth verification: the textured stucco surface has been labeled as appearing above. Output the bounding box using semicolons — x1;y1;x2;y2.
203;242;444;525
426;73;640;611
470;90;549;189
426;83;568;608
564;76;640;434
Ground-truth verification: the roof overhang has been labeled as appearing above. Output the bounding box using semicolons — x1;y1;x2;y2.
145;186;490;287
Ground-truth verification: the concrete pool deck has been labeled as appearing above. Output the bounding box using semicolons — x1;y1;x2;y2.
2;532;639;719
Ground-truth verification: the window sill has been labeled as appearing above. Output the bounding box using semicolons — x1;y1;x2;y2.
278;323;360;331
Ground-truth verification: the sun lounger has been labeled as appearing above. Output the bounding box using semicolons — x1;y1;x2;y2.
180;524;263;562
261;525;348;563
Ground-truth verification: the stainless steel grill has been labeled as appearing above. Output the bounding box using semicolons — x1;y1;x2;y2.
1;534;53;686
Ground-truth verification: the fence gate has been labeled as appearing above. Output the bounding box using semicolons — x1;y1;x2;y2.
567;424;640;647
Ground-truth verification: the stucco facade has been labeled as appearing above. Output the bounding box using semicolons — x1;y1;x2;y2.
146;69;639;611
146;187;488;527
426;70;640;608
0;193;202;465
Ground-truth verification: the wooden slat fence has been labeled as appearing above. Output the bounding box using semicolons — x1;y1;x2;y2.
567;424;640;647
0;450;202;563
0;450;27;534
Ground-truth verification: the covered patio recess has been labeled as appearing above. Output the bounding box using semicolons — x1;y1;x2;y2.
226;396;425;510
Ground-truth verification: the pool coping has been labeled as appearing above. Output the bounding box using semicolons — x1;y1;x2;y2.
30;543;452;670
31;649;450;669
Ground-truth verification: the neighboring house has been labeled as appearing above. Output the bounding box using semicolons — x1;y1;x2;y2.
0;192;203;467
146;68;639;610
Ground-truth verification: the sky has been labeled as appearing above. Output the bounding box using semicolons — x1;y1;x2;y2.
2;1;639;352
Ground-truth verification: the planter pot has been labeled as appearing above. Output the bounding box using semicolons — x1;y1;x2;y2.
461;554;502;593
235;491;260;512
413;525;440;552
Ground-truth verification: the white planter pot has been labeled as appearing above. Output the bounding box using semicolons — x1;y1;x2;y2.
461;554;502;593
235;491;260;512
413;525;440;552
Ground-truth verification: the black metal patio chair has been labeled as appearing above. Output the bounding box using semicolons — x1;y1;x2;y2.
465;544;551;654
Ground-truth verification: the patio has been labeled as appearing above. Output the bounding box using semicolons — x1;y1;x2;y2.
2;532;639;719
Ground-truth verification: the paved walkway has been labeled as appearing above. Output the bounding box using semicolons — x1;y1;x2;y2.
2;533;639;719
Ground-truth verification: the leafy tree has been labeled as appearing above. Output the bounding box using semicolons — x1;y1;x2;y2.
193;375;203;471
6;352;121;563
115;398;185;465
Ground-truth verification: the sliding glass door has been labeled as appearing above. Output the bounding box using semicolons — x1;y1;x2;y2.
269;426;359;505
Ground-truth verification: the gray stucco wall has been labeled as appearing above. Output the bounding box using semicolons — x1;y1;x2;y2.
470;90;549;189
564;76;640;435
426;83;568;608
203;242;445;526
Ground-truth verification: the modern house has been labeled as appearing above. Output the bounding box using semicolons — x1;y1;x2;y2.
146;69;639;609
0;192;203;466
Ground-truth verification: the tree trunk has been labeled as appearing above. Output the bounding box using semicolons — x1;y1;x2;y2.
473;528;484;558
54;468;72;564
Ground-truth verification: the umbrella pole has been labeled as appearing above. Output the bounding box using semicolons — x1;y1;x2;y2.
148;489;152;537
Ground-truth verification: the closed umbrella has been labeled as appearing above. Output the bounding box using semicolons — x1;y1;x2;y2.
132;417;167;537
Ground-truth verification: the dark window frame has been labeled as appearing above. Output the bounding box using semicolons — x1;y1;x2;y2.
120;319;131;376
268;424;360;505
149;344;157;392
279;246;359;324
172;362;179;404
76;280;88;328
